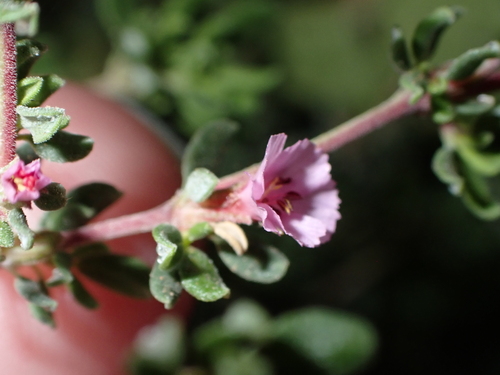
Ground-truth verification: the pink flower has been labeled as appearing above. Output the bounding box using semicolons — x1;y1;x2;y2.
240;133;340;247
1;159;51;204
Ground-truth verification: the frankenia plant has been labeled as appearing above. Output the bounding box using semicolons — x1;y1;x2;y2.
2;2;500;328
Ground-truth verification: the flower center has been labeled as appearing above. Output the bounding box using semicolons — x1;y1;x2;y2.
13;175;36;192
260;177;301;215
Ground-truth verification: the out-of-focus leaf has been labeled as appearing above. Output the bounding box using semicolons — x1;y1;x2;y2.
32;131;94;163
77;254;151;298
274;308;378;375
181;119;239;179
34;182;67;211
8;208;34;249
446;41;500;81
184;168;219;202
411;6;463;62
391;26;411;71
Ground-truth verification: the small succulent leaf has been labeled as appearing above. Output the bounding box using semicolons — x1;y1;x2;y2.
181;119;239;179
14;276;58;311
391;26;411;70
0;2;39;36
17;74;65;107
455;133;500;176
153;224;183;246
432;96;455;124
411;6;463;62
29;303;55;328
77;254;151;298
16;39;47;79
217;241;289;284
184;168;219;203
16;142;39;164
8;208;34;249
179;246;230;302
446;41;500;81
459;158;500;220
455;95;495;117
32;131;94;163
153;224;184;270
212;222;248;255
34;182;67;211
186;222;213;243
17;105;70;144
69;276;99;309
431;147;463;195
274;308;378;375
149;262;183;309
0;221;15;248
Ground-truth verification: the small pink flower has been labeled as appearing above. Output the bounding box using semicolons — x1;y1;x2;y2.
1;159;51;204
239;133;341;247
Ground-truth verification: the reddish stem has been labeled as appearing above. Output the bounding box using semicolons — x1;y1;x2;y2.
0;23;17;168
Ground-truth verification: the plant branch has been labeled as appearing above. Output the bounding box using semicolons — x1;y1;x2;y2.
0;23;17;168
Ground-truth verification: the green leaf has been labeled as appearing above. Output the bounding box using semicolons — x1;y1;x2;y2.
149;262;183;309
14;276;58;312
46;252;73;286
186;222;213;243
446;41;500;81
0;221;15;248
274;308;378;375
0;2;39;37
391;26;411;70
181;119;239;179
455;95;495;116
455;133;500;176
459;159;500;220
217;241;289;284
212;347;273;375
77;254;151;298
184;168;219;202
411;6;463;63
41;183;121;231
179;247;230;302
152;224;183;270
69;276;99;309
16;39;47;80
16;142;39;164
33;131;94;163
8;208;34;249
40;203;95;231
130;316;185;374
17;106;70;144
73;242;110;259
34;182;67;211
29;303;55;328
17;75;65;107
432;96;455;124
431;147;463;195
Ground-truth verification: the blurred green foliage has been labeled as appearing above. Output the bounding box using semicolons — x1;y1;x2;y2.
32;0;500;374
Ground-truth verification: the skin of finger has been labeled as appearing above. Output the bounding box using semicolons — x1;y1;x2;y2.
0;83;190;375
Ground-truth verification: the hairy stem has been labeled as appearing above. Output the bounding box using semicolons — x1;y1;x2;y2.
0;23;17;168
